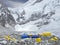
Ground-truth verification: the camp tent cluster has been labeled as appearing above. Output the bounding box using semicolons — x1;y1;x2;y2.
0;32;60;45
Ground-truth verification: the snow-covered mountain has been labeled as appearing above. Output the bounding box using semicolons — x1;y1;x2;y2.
14;0;60;37
14;0;60;30
0;0;60;37
0;3;16;27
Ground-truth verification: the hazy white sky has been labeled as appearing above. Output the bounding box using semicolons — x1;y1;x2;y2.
0;0;28;7
10;0;28;3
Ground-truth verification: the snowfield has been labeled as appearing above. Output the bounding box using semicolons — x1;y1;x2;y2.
39;7;60;37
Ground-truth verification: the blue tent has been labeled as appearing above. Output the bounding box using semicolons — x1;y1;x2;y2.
31;35;39;38
21;34;29;39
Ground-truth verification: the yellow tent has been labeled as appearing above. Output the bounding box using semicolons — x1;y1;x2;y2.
35;38;42;43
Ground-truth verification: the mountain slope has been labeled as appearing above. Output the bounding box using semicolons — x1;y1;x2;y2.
0;0;60;38
14;0;60;37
